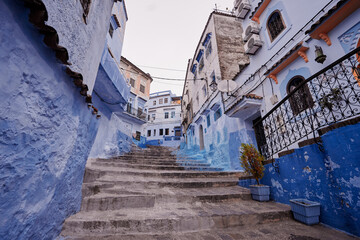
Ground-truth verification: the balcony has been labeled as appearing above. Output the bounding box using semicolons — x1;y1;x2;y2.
125;105;147;121
254;47;360;159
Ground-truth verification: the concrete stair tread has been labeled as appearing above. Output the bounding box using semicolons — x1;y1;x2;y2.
60;220;358;240
86;166;244;175
65;200;291;221
97;175;240;183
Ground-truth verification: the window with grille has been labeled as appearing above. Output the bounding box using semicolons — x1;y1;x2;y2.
267;11;285;42
287;76;314;115
153;100;156;106
140;84;145;93
171;111;175;118
130;78;135;88
164;98;168;104
164;112;169;119
159;99;163;104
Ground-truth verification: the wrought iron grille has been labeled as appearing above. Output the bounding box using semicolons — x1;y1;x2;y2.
254;47;360;159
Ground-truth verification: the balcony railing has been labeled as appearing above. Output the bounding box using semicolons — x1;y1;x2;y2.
254;47;360;159
126;105;147;121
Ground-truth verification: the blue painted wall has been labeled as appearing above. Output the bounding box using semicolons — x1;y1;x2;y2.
261;123;360;237
0;2;99;239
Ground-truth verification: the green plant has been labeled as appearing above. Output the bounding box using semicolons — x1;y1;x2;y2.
239;143;265;185
319;88;342;111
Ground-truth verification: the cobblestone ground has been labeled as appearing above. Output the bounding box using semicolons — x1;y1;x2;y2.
60;146;358;240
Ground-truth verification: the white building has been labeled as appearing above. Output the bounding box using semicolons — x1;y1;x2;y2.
146;91;182;147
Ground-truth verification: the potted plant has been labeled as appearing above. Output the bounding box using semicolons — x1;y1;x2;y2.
289;199;320;225
239;143;269;201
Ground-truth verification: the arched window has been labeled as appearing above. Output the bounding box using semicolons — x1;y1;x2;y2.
287;76;313;115
267;11;285;42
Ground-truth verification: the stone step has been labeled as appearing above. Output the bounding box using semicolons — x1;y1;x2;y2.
61;201;291;235
60;220;358;240
95;177;240;188
85;167;245;179
84;186;251;203
95;158;208;166
81;194;156;211
91;161;222;171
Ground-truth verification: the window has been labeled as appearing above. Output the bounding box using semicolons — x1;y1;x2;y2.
202;85;207;97
199;58;204;73
148;115;150;121
130;78;135;88
164;98;168;104
140;84;145;93
171;111;175;118
151;113;155;120
137;108;143;117
207;114;211;127
287;76;314;115
175;130;181;136
165;128;169;135
147;130;151;137
135;131;141;141
160;129;164;136
164;112;169;119
153;100;156;106
80;0;91;22
214;108;222;121
109;23;114;38
206;41;212;59
153;129;156;136
159;99;163;104
267;11;285;42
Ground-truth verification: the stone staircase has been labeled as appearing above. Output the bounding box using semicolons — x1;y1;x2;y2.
60;146;356;240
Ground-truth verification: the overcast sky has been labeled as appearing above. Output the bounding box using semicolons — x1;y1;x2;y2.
122;0;235;96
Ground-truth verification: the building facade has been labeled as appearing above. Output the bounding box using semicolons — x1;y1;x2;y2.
146;91;182;147
182;0;360;236
90;0;133;158
181;11;250;170
0;0;116;239
119;56;153;142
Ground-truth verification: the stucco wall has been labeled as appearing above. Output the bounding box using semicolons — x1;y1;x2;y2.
0;1;102;239
261;123;360;236
43;0;114;93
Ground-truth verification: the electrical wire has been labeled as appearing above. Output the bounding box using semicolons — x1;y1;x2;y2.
136;65;186;72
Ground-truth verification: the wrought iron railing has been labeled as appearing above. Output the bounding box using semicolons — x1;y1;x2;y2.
126;105;147;121
254;47;360;159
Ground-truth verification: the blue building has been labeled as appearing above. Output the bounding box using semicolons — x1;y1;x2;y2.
183;0;360;236
0;0;118;239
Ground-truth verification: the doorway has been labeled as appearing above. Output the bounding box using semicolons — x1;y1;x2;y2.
199;125;205;150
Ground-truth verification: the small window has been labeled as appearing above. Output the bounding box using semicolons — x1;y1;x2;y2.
214;108;222;121
164;112;169;119
80;0;91;22
160;129;164;135
287;76;314;115
171;111;175;118
199;58;204;73
207;114;211;127
152;113;155;120
130;78;135;88
147;130;151;137
159;99;163;104
109;23;114;38
148;115;150;121
267;11;285;42
140;84;145;93
165;128;169;135
135;131;141;141
153;100;156;106
153;129;156;136
175;130;181;136
206;41;212;59
164;98;168;104
202;85;207;97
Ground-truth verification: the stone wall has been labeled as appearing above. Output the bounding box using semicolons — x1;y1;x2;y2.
261;122;360;236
